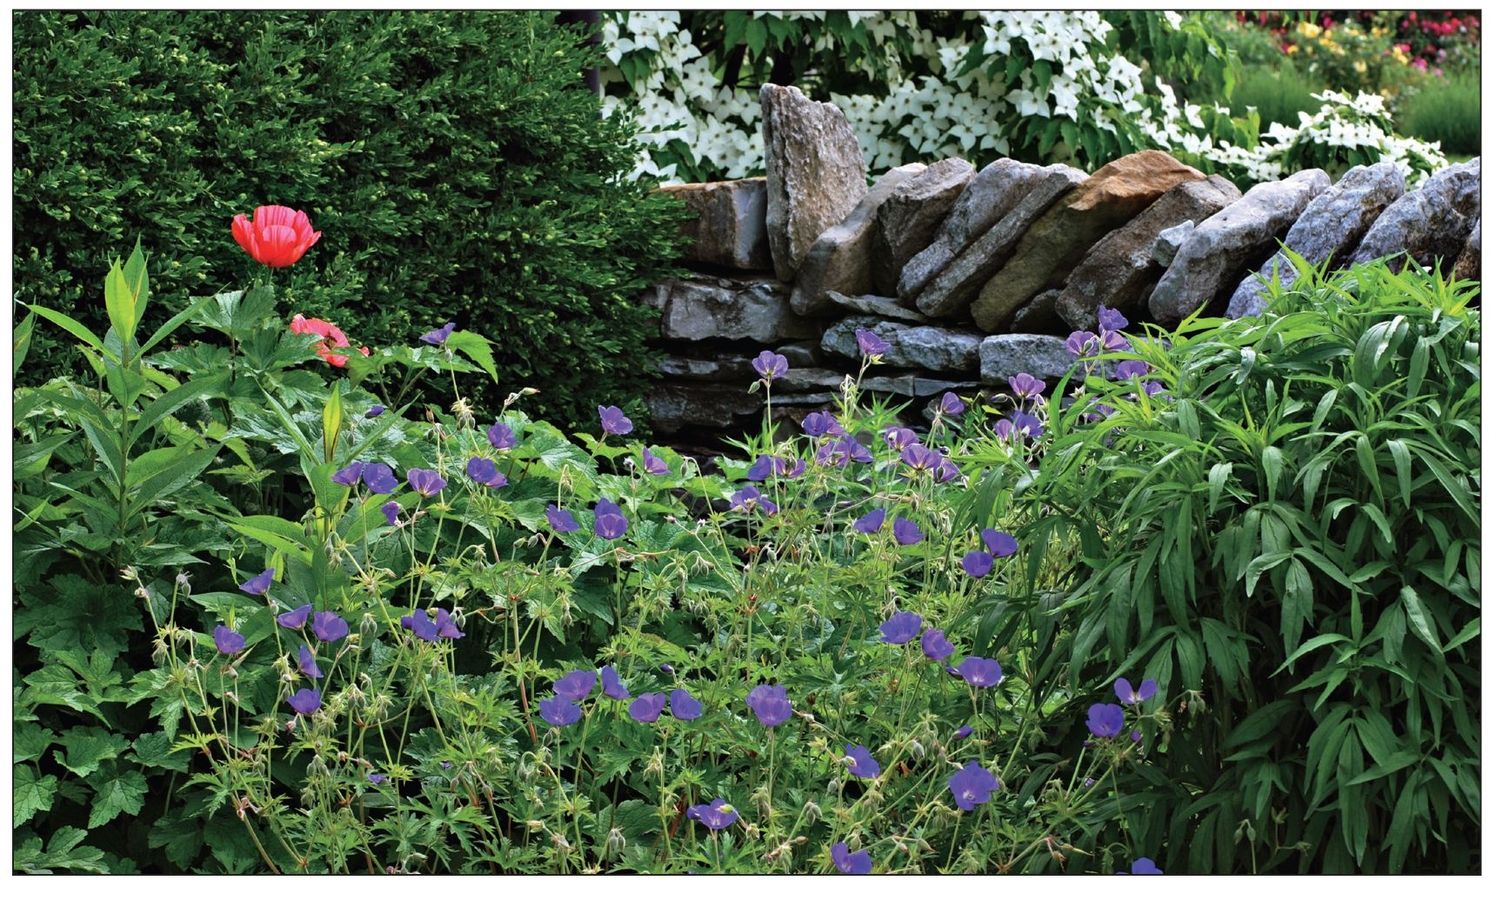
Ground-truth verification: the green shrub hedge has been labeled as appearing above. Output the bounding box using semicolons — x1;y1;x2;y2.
12;10;684;427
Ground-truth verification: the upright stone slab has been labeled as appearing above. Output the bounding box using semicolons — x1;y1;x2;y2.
653;274;823;343
1227;163;1405;318
821;316;985;373
1149;168;1331;323
978;334;1078;383
826;291;926;323
1153;221;1196;268
1454;219;1480;281
971;150;1206;332
791;164;926;315
914;164;1086;319
872;157;975;296
653;178;772;271
1350;158;1481;271
761;84;868;280
1054;176;1241;330
897;159;1045;302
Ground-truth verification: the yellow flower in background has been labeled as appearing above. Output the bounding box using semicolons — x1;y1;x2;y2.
1298;21;1322;39
1354;60;1368;74
1285;43;1298;54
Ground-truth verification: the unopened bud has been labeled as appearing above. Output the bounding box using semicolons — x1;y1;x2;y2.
605;827;627;860
175;571;192;594
801;799;822;826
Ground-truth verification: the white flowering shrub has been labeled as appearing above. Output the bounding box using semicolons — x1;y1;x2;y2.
1250;91;1448;185
598;11;1449;189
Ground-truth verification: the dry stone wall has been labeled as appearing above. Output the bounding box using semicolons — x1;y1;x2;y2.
645;84;1481;446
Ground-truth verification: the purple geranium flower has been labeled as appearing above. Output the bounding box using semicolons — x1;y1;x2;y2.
746;454;779;482
953;725;974;740
1009;372;1046;402
401;609;439;642
465;457;507;488
546;504;579;534
921;628;955;662
213;624;246;655
368;772;388;785
420;321;456;345
287;688;321;716
1114;359;1150;381
629;693;667;723
670;688;703;721
554;670;596;702
955;656;1004;688
539;697;582;728
938;391;965;416
594;498;629;540
962;550;994;578
933;457;962;484
297;644;323;679
277;603;312;630
802;410;844;439
948;760;1001;811
1125;857;1163;875
598;405;633;437
853;507;886;534
980;529;1018;557
751;350;789;381
365;405;386;418
745;684;793;728
600;665;630;700
1115;677;1158;705
832;842;872;875
1066;330;1100;358
1087;703;1126;739
686;798;738;831
879;611;922;645
892;516;924;546
407;468;446;498
362;463;398;495
1101;329;1130;352
487;422;516;451
1097;306;1128;333
993;418;1018;442
1011;411;1043;439
311;611;349;643
239;567;274;596
900;443;941;472
331;461;366;487
1141;380;1166;398
728;485;778;516
843;744;881;779
855;328;890;357
381;502;400;526
883;426;917;450
433;607;464;640
642;447;668;476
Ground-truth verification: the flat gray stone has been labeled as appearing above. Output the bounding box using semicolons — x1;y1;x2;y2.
1054;176;1241;330
653;178;771;271
1153;220;1196;267
872;157;975;295
792;164;927;315
646;383;762;433
821;316;985;373
654;273;824;343
1149;168;1331;323
826;290;926;322
1350;158;1480;272
914;164;1086;319
658;346;818;382
978;334;1079;383
897;158;1045;302
761;84;868;280
1227;162;1405;318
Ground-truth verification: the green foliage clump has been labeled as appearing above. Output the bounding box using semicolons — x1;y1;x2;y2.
1229;61;1326;131
982;257;1481;873
1396;72;1482;157
12;10;684;427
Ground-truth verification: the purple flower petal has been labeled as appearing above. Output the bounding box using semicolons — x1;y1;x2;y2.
642;447;669;476
686;798;738;831
381;502;400;526
947;760;1000;811
401;609;439;642
962;550;994;578
297;644;323;679
311;611;349;643
843;744;881;779
487;422;516;451
938;391;965;416
361;463;398;495
546;504;579;534
554;669;596;703
669;688;703;721
879;611;922;645
629;692;667;723
239;567;274;596
920;628;955;662
1009;372;1046;402
831;842;872;874
213;624;246;655
287;688;321;716
598;405;633;437
1086;703;1126;739
277;603;312;630
751;350;789;381
594;499;628;540
1097;306;1128;333
539;697;582;727
419;321;456;345
892;517;924;546
600;665;630;700
406;467;446;498
465;457;507;488
955;656;1003;688
332;461;366;487
855;328;890;357
745;684;792;728
802;411;844;439
852;507;886;534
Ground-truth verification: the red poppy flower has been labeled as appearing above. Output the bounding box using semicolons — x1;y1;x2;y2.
232;205;321;268
290;313;368;368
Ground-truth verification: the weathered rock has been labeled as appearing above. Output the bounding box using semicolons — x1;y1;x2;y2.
1054;176;1241;330
653;178;771;271
792;164;927;315
1350;158;1480;271
914;164;1086;319
1149;168;1331;323
1009;291;1070;335
647;383;762;434
653;274;824;343
1153;221;1196;267
761;84;868;280
777;367;981;399
821;316;985;373
777;341;822;366
826;290;926;322
897;159;1046;302
1454;219;1480;281
872;157;975;295
1227;163;1405;318
659;346;817;382
978;334;1079;383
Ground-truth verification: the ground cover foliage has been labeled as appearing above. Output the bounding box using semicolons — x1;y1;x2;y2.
13;225;1479;873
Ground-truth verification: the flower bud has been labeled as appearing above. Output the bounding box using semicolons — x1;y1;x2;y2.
801;799;822;826
175;571;192;595
604;827;627;860
909;739;925;760
359;613;379;640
